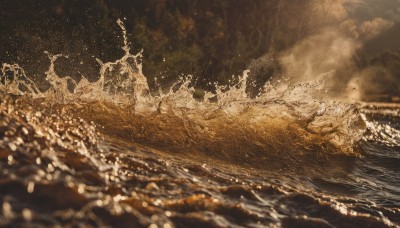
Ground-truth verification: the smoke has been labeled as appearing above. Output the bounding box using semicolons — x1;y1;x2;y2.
250;0;397;101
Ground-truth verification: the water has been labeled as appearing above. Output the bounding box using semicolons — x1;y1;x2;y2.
0;21;399;227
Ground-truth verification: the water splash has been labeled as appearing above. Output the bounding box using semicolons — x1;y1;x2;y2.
0;63;42;98
0;19;366;157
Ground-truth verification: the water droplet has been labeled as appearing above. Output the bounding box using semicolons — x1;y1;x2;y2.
154;199;162;206
7;155;13;165
8;143;16;151
78;184;85;194
21;127;29;135
47;163;55;172
2;202;13;218
145;182;159;191
22;208;33;221
96;200;103;206
27;181;35;193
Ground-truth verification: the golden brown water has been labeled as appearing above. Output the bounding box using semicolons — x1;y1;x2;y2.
0;20;399;227
0;96;399;227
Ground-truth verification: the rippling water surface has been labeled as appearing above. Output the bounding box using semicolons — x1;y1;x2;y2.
0;21;399;227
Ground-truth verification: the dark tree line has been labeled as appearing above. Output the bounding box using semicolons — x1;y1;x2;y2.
0;0;399;99
0;0;329;89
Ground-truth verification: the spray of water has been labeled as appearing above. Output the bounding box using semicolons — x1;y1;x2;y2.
0;19;370;158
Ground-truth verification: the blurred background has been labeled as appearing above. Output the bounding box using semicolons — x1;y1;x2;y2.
0;0;399;101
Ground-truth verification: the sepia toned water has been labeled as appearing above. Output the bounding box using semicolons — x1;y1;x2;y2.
0;21;399;227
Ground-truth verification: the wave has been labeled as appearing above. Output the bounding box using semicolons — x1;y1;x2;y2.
0;20;366;160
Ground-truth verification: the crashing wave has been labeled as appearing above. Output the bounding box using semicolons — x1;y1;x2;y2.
0;20;366;158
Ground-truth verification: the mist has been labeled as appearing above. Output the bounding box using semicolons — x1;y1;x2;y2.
249;0;399;101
